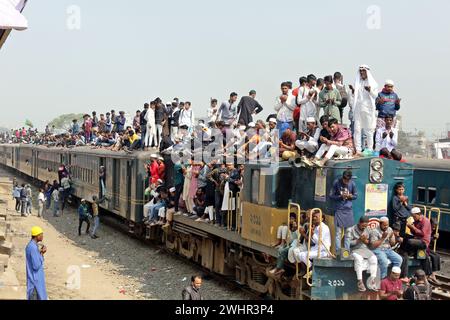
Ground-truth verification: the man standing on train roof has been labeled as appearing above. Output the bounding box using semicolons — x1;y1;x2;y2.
71;119;80;135
274;82;296;137
237;90;263;126
333;72;349;124
329;170;357;255
376;80;401;129
105;112;112;133
140;103;149;150
117;111;126;133
349;65;379;154
26;226;48;300
347;216;378;292
319;75;342;123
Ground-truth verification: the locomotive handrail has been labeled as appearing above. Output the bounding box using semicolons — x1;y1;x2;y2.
288;201;301;280
428;207;441;252
227;191;233;231
306;208;323;287
236;192;241;234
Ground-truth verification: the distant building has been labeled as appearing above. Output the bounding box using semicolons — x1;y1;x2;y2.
433;123;450;159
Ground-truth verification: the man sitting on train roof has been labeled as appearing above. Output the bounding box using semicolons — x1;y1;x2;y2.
369;216;403;281
375;115;402;161
311;118;354;167
279;127;297;160
288;210;331;277
329;170;357;255
347;216;378;292
397;207;432;283
295;117;320;166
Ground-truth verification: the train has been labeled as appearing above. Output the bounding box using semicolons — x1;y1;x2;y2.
0;143;445;300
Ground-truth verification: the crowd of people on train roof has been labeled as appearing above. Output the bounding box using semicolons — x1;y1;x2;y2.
5;65;443;300
1;65;404;164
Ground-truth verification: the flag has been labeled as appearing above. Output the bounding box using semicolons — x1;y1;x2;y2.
25;119;33;127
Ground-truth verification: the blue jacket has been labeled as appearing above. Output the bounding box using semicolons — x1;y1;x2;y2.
78;204;89;218
376;90;400;118
26;240;47;300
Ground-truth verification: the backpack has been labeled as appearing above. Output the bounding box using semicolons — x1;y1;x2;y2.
412;284;432;300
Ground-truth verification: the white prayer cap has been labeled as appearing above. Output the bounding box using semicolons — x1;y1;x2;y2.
150;154;158;158
239;125;247;130
385;79;395;86
169;187;176;193
248;122;256;128
306;117;316;123
157;179;163;184
380;216;389;223
158;156;164;161
391;266;401;274
166;101;172;105
81;199;86;202
411;207;421;214
268;118;277;123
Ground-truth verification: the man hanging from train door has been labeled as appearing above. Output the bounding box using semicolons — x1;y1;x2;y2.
329;170;358;255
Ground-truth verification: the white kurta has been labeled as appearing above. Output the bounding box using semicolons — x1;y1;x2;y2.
297;87;317;132
288;222;331;266
351;66;378;152
221;182;236;211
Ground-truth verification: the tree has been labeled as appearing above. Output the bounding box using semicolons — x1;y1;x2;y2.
25;119;33;128
47;113;84;130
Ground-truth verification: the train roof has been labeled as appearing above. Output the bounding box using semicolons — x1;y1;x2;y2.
407;158;450;171
1;144;159;160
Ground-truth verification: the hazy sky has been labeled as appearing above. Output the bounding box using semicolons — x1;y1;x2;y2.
1;0;450;137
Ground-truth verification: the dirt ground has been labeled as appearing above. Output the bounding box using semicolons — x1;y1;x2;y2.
1;170;252;300
8;212;143;300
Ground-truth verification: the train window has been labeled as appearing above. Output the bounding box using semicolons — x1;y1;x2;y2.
417;187;426;203
251;170;260;203
427;188;437;205
440;188;450;207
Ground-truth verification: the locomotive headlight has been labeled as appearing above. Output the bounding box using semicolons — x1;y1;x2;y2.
371;159;383;171
370;171;383;183
369;159;384;183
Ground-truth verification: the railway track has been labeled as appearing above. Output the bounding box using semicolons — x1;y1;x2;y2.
99;212;264;300
431;274;450;300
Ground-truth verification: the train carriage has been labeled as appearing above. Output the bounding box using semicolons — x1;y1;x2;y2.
408;159;450;234
0;143;439;300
